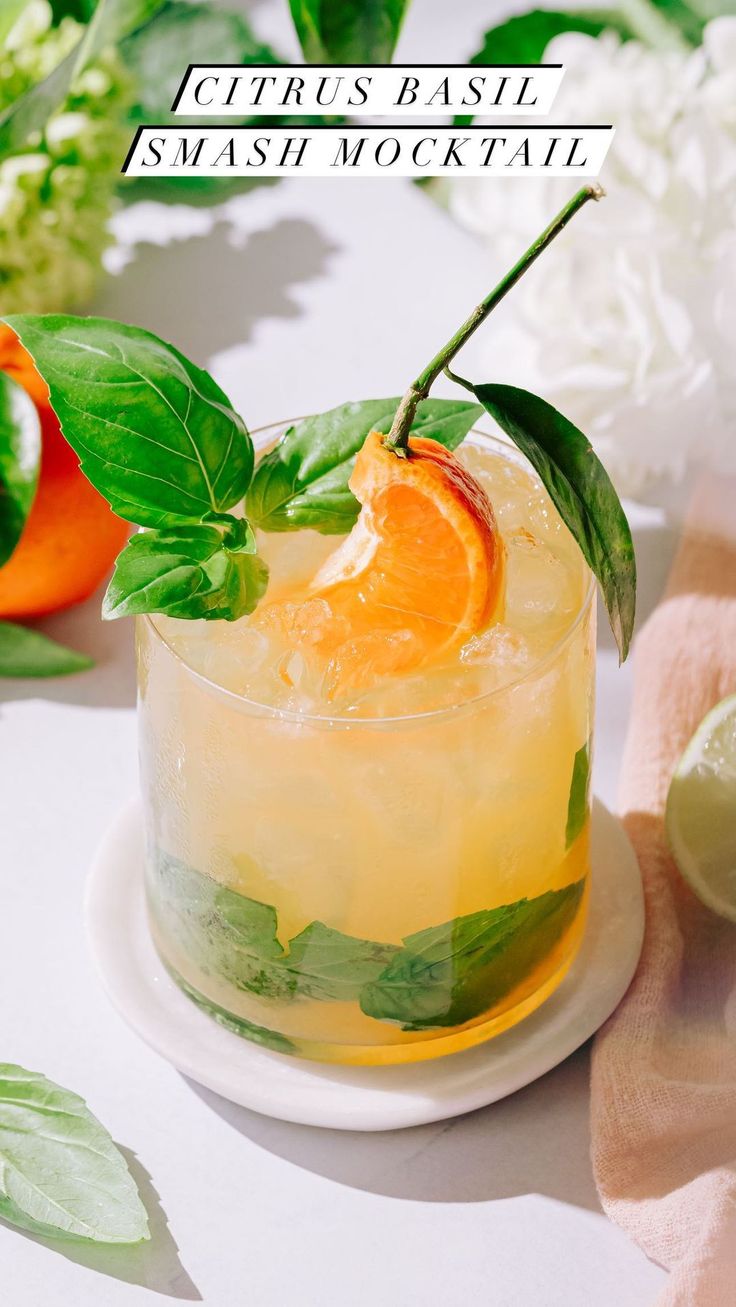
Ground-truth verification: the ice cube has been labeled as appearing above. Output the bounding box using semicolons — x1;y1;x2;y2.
460;624;530;668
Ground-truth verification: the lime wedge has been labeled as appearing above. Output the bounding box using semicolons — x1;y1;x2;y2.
665;694;736;921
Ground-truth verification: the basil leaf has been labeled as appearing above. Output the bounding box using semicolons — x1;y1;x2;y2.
0;622;93;677
247;397;483;534
360;881;585;1031
0;1064;149;1243
5;316;254;529
151;851;397;1004
169;968;298;1055
644;0;706;44
0;0;165;160
471;383;636;662
284;922;398;1002
566;740;591;848
289;0;409;64
123;1;280;125
103;519;268;621
151;852;295;1001
0;372;41;568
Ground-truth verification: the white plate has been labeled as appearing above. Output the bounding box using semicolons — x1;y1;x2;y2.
85;798;643;1132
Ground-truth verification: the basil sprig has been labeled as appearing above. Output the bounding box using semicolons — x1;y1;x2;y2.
0;1064;149;1243
3;314;264;623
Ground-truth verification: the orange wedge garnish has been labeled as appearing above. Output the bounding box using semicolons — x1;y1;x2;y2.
258;430;505;696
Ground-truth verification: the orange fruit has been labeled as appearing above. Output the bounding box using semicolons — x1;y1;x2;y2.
0;324;130;619
259;430;505;695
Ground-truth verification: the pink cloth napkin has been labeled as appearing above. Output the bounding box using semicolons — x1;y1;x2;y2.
591;482;736;1304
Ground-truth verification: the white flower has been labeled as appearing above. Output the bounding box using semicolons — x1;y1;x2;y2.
448;22;736;499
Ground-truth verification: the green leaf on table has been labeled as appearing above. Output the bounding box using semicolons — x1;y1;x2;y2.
0;373;41;569
566;740;592;848
0;1064;149;1242
284;921;398;1002
289;0;410;64
123;1;280;125
470;383;636;662
0;622;93;677
360;880;585;1030
4;315;254;529
0;0;165;160
247;397;483;534
103;519;268;621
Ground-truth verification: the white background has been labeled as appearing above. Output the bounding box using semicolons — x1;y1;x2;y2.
1;0;673;1303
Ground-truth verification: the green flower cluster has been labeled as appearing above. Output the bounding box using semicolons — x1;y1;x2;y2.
0;0;132;314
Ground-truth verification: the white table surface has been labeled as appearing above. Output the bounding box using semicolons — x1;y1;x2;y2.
0;1;673;1302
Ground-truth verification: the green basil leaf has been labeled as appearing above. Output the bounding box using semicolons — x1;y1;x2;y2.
471;383;636;662
0;1064;149;1243
360;880;585;1031
0;622;93;677
151;851;295;1000
102;519;268;621
169;968;298;1054
566;739;591;848
4;315;254;529
0;373;41;568
247;397;483;534
151;851;397;1004
284;922;398;1002
123;1;280;126
0;0;166;160
289;0;409;63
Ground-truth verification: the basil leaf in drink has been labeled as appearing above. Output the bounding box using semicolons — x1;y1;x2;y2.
470;383;636;662
103;519;268;621
4;315;254;529
0;622;93;677
151;851;397;1003
0;1065;149;1243
247;397;483;534
151;852;295;1000
566;740;592;848
289;0;409;64
169;969;298;1054
284;922;398;1002
360;881;585;1031
0;372;41;568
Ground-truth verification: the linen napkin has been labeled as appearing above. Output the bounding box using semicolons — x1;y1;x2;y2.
590;477;736;1305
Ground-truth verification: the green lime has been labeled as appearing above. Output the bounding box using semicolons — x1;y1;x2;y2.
665;694;736;921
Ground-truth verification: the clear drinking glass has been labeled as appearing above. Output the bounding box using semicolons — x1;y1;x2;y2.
137;427;596;1065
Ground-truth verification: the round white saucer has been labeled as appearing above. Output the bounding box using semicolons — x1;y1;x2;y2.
85;798;643;1132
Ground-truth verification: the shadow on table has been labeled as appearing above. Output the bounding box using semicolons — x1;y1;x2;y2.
0;1148;200;1300
98;215;338;364
0;586;136;710
187;1043;601;1213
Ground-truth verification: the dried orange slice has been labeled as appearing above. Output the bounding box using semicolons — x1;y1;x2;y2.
259;431;505;695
